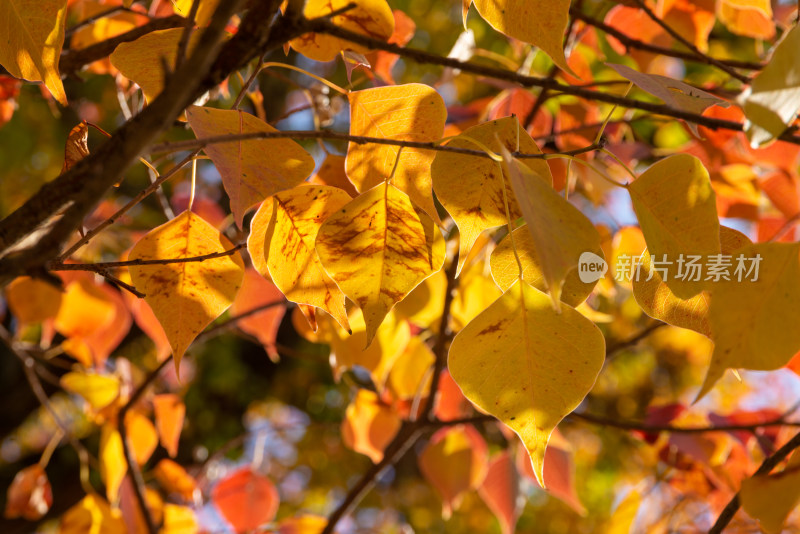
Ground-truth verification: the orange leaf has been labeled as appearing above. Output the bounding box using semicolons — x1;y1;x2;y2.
154;459;197;501
5;276;62;325
153;394;186;458
124;410;158;466
341;389;402;463
478;452;522;534
211;468;279;533
230;268;287;361
4;465;52;520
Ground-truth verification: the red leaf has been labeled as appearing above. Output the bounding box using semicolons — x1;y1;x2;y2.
211;468;279;533
478;451;521;534
4;465;52;520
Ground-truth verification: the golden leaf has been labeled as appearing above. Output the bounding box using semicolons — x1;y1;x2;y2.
341;389;401;463
187;106;315;228
448;280;605;486
346;84;447;222
316;182;445;345
129;210;245;374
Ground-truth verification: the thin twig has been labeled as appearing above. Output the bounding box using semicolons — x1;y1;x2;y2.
175;0;201;69
606;322;667;355
629;0;750;83
49;243;246;273
150;130;603;159
709;430;800;533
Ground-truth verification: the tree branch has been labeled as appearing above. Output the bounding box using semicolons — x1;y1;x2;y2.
709;430;800;533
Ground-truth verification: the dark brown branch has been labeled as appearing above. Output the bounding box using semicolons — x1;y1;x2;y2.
150;130;604;159
606;321;667;356
60;15;187;76
48;243;246;273
629;0;750;83
569;8;764;72
709;431;800;533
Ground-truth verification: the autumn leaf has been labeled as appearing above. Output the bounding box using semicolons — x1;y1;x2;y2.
59;494;125;534
341;389;402;463
4;465;52;520
698;242;800;399
171;0;221;26
316;182;445;345
717;0;775;40
187;106;315;228
124;410;158;466
61;121;90;173
5;276;62;325
110;28;201;103
346;83;447;222
161;503;199;534
471;0;572;74
290;0;394;62
740;453;800;534
448;280;605;486
250;185;351;331
387;336;434;399
738;25;800;147
419;424;488;519
478;452;522;534
0;0;68;105
60;371;121;412
432;117;552;275
153;393;186;458
129;210;245;375
491;225;603;307
628;153;720;300
393;267;446;329
154;459;197;501
502;145;602;311
230;268;287;361
211;468;279;533
632;226;751;336
99;424;126;502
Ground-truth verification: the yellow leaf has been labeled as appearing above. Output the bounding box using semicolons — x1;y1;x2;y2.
418;424;488;519
393;267;446;329
327;308;410;388
341;389;402;463
387;336;435;399
5;276;62;324
276;515;327;534
316;182;445;345
55;279;117;340
698;242;800;399
502;145;602;311
187;106;315;228
160;504;198;534
60;371;120;412
61;121;90;173
153;393;185;458
110;28;201;103
290;0;394;62
632;226;751;336
154;459;197;501
171;0;221;26
448;280;605;486
129;211;245;374
472;0;572;74
738;25;800;147
59;494;125;534
718;0;775;39
71;3;144;74
491;225;602;307
740;454;800;534
346;84;447;222
0;0;67;105
628;154;720;300
432;117;552;275
99;424;126;502
250;185;351;331
605;489;642;534
450;261;502;331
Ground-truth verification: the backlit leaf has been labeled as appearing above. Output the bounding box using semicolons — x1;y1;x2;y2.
161;503;198;534
99;424;126;502
251;185;351;331
171;0;221;26
211;468;279;533
472;0;572;74
698;242;800;399
290;0;394;62
230;268;287;361
276;515;327;534
154;459;197;501
740;454;800;534
478;452;522;534
393;267;446;329
61;121;89;173
4;465;52;520
187;106;315;228
633;226;751;336
418;424;488;519
129;210;244;374
739;25;800;147
718;0;775;39
491;225;603;307
432;117;552;275
5;276;62;325
59;494;125;534
341;389;401;463
607;63;729;136
124;410;158;466
502;145;602;310
628;154;720;299
346;84;447;222
153;394;186;458
387;336;434;399
448;280;605;486
60;371;120;412
0;0;68;105
316;182;445;345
